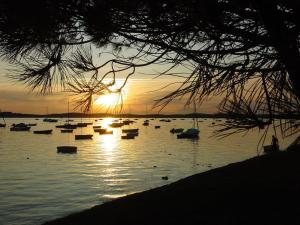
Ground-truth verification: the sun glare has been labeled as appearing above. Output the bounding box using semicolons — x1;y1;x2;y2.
94;93;122;108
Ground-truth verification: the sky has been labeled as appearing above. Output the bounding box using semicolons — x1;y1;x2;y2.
0;58;221;115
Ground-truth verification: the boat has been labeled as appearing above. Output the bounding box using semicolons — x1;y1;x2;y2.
263;145;279;154
122;128;139;133
109;122;124;128
56;124;77;129
159;119;171;122
155;125;161;129
170;128;184;133
123;119;134;125
75;134;93;140
121;133;135;139
10;123;31;131
77;122;88;127
143;120;149;126
0;110;6;127
93;128;103;132
27;123;37;126
33;129;53;134
177;128;199;139
93;125;102;129
97;129;113;135
57;146;77;154
43;118;58;122
61;129;73;133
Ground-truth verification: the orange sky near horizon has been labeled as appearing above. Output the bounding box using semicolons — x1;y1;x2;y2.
0;60;221;115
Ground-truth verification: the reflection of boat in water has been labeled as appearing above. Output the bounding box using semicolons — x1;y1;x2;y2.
122;128;139;133
57;146;77;154
33;129;53;134
75;134;93;140
170;128;184;133
10;123;31;131
177;128;199;139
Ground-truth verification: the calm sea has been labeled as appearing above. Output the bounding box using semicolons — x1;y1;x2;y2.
0;118;294;225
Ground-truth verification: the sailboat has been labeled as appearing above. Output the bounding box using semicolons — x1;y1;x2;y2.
43;107;58;122
142;105;150;126
75;108;93;140
57;99;77;153
0;110;6;127
57;101;78;130
177;102;200;139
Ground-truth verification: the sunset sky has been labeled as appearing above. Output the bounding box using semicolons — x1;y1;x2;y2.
0;60;220;115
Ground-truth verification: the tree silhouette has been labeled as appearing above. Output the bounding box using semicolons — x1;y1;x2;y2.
0;0;299;138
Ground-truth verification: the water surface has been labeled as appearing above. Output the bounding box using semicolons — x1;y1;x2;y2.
0;118;294;225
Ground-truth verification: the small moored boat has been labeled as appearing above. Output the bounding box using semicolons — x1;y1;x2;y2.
43;118;58;122
57;146;77;154
97;129;113;135
122;128;139;133
61;129;73;133
121;134;135;139
170;128;184;133
143;120;149;126
177;128;199;139
109;122;124;128
10;123;30;131
27;123;37;126
33;129;52;134
75;134;93;140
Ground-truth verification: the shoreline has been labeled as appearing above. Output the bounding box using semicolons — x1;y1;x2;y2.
42;149;300;225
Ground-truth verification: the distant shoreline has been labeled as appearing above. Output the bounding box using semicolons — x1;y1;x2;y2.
0;112;228;118
1;112;299;119
42;149;300;225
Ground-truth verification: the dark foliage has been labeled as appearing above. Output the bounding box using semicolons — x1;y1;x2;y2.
0;0;299;138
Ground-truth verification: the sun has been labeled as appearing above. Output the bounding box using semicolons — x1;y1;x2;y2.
94;93;122;108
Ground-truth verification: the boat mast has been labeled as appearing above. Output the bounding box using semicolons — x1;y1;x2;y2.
0;109;5;124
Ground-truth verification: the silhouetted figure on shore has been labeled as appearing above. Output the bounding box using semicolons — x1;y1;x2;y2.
271;135;279;152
